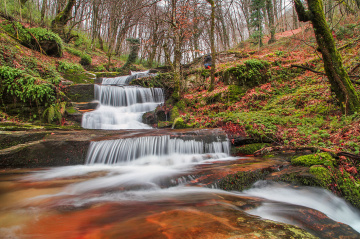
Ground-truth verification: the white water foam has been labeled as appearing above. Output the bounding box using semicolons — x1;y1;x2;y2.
85;135;230;165
81;72;164;129
242;181;360;233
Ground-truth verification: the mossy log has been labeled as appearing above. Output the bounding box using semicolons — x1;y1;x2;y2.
294;0;360;114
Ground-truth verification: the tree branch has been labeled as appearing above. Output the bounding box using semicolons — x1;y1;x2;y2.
293;0;311;22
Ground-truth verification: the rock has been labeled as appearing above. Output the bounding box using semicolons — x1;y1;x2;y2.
65;84;94;102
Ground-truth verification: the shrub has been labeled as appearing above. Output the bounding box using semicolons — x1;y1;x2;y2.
80;54;92;66
65;47;82;57
57;60;83;73
0;66;56;104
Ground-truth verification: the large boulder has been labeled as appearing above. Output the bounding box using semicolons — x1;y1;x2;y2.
1;21;63;57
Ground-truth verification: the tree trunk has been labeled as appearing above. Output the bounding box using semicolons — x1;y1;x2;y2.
171;0;181;101
41;0;47;25
207;0;216;92
266;0;276;44
51;0;76;37
292;5;299;29
294;0;360;114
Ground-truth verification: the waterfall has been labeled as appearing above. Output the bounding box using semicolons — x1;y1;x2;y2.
81;72;164;129
85;135;230;165
94;85;164;107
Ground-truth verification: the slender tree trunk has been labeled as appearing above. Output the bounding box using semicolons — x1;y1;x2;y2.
294;0;360;114
41;0;47;25
292;5;299;29
266;0;276;43
207;0;216;92
171;0;181;101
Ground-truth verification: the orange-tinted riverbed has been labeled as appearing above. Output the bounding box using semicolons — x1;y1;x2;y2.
0;157;359;238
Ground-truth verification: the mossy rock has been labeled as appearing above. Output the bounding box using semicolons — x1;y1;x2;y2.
94;72;121;78
158;121;172;128
172;117;187;129
232;143;269;155
309;165;332;187
65;84;94;102
1;22;63;57
219;170;272;191
62;70;95;84
291;153;335;167
223;59;270;87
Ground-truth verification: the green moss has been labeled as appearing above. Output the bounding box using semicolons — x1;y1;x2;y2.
65;107;77;114
94;72;120;78
1;21;63;57
224;59;270;87
291;153;335;167
158;121;172;128
309;165;332;187
276;172;322;187
219;170;271;191
233;143;269;155
227;85;247;102
172;117;187;129
170;106;180;122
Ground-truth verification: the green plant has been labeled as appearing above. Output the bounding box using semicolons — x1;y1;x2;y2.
65;47;83;57
80;54;92;66
57;60;83;73
275;50;284;56
42;102;66;124
0;66;56;104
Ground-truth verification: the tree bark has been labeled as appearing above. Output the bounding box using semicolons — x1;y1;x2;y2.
266;0;276;44
40;0;47;25
294;0;360;114
171;0;181;101
20;0;28;6
51;0;76;37
207;0;216;92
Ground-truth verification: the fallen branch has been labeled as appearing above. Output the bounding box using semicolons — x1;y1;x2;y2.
291;64;325;75
291;64;360;82
338;37;360;50
350;62;360;73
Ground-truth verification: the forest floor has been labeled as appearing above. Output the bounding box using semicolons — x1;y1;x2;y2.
177;16;360;157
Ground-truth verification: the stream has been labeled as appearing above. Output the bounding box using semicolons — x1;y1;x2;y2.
1;72;360;238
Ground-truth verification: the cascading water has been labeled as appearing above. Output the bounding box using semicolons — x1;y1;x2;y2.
1;131;360;237
81;71;163;129
86;135;230;165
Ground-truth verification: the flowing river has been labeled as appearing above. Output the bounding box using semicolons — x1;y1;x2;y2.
1;72;360;238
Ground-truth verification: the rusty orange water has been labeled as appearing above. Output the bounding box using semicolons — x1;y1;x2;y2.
0;158;359;238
